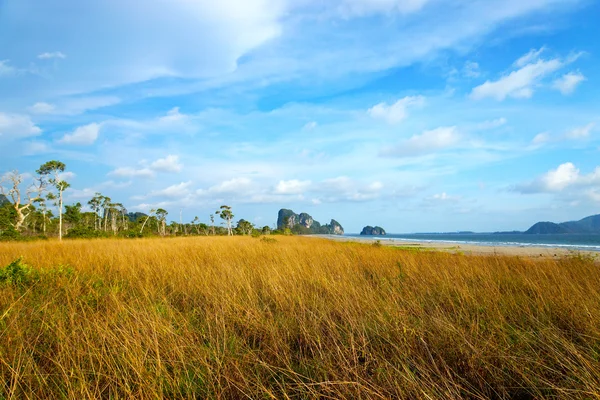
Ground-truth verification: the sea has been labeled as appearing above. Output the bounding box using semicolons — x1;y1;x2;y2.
345;233;600;252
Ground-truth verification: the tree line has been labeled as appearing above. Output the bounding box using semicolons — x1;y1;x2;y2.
0;161;275;241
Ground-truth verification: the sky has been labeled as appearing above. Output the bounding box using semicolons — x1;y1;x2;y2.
1;0;599;233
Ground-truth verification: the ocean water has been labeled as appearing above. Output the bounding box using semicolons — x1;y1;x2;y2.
346;233;600;252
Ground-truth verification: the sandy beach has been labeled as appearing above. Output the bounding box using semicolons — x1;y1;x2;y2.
308;235;599;258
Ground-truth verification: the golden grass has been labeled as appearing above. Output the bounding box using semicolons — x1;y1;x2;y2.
0;236;599;399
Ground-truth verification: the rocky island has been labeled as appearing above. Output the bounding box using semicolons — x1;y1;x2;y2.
360;226;386;236
277;209;344;235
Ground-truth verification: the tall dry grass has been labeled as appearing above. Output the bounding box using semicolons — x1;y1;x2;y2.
0;236;599;399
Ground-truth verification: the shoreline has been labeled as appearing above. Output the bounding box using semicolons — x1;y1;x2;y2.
307;235;599;258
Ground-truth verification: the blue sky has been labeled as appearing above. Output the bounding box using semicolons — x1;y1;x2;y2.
1;0;599;233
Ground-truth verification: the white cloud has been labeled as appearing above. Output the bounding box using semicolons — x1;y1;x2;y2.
38;51;66;59
315;176;383;202
109;167;155;179
58;123;101;145
158;107;186;124
28;97;120;116
424;192;462;204
552;71;586;95
150;155;183;173
513;47;546;67
108;154;184;178
0;113;42;140
274;179;312;194
23;140;51;155
28;102;56;114
150;181;193;198
368;96;425;124
199;177;255;196
515;162;600;194
337;0;430;16
475;118;507;130
471;57;563;100
1;0;286;91
59;171;76;181
463;61;481;78
380;126;460;157
532;132;550;145
565;123;595;140
0;60;16;76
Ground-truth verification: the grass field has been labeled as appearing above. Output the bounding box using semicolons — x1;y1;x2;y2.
0;236;599;399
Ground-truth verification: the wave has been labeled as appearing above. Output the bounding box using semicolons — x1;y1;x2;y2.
349;235;600;252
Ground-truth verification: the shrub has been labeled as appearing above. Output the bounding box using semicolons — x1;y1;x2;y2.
65;226;109;239
0;257;39;286
0;227;21;241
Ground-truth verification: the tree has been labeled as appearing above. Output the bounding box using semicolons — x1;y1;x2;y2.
33;194;52;235
37;161;69;241
88;192;104;231
101;195;112;232
236;219;254;235
216;205;234;236
156;208;168;236
64;202;82;225
210;214;215;235
0;170;43;232
140;209;156;234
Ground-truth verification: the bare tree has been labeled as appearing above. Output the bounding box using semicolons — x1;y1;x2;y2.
210;214;215;235
156;209;168;236
0;170;43;232
140;209;156;234
34;194;51;235
37;161;69;241
88;192;103;231
101;196;112;232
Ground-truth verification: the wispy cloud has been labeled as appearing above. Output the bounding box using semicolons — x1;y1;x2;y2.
368;96;425;124
380;126;460;157
0;113;42;141
59;123;101;145
38;51;66;60
108;155;184;178
0;60;17;77
565;123;595;140
552;71;586;95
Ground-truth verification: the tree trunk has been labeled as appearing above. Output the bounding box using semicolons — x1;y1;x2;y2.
58;189;63;241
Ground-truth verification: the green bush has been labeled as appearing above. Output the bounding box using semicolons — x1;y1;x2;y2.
65;226;109;239
0;258;39;287
0;227;21;241
120;230;144;239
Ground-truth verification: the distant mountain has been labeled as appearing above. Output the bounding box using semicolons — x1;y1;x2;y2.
126;212;148;222
277;209;344;235
524;214;600;234
360;226;386;236
0;194;9;206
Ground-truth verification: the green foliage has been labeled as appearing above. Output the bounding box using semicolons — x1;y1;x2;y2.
0;203;16;232
64;202;83;224
0;226;20;241
65;226;109;239
0;258;39;287
251;230;261;238
119;230;145;239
